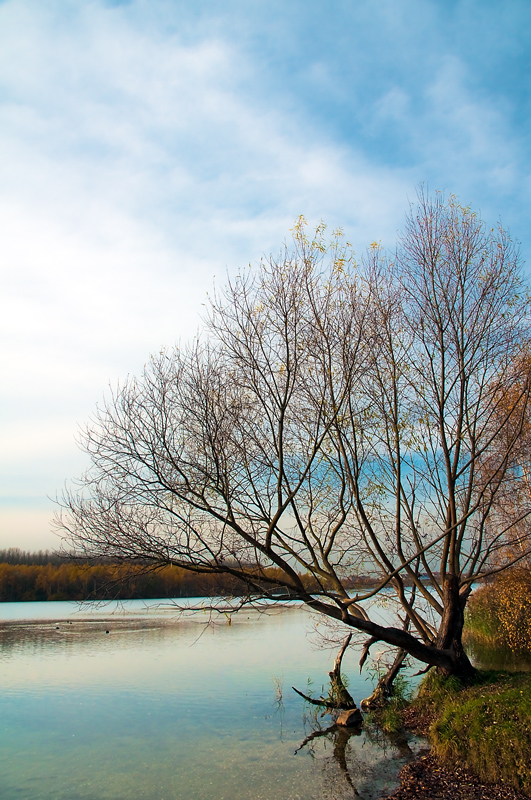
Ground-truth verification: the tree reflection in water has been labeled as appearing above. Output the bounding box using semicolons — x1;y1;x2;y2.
295;717;418;800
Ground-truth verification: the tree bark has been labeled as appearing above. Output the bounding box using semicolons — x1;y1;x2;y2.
435;575;476;680
360;647;408;711
307;596;476;679
328;634;356;709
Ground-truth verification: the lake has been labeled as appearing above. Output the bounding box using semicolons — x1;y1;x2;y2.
0;599;425;800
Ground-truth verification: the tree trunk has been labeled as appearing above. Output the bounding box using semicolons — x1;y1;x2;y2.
328;634;357;709
309;597;476;679
360;647;408;711
435;575;476;680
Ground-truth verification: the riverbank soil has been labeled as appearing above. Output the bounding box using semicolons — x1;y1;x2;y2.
385;752;529;800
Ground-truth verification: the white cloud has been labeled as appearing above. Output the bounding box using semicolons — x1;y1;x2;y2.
0;0;529;548
0;2;416;551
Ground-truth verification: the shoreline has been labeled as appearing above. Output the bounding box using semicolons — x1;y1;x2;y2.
383;751;529;800
380;698;530;800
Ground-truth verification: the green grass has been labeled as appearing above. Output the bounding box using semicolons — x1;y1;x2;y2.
464;603;501;645
410;670;531;794
365;673;412;734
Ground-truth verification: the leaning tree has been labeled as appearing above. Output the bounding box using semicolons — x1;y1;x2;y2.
57;192;531;680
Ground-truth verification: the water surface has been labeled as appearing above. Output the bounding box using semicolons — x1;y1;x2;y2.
0;599;424;800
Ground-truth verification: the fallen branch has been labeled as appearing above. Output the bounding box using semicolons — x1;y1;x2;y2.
293;633;356;710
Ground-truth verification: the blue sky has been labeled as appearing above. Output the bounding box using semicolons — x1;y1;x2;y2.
1;0;530;549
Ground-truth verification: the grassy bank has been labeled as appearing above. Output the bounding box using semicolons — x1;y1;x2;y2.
405;670;531;795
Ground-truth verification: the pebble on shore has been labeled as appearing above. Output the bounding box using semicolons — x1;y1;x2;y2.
383;752;529;800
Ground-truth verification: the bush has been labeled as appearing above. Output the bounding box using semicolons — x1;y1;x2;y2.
466;569;531;652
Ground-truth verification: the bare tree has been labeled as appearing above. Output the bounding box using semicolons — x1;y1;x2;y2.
57;193;531;680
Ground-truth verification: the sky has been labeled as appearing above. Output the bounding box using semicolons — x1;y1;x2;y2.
1;0;530;551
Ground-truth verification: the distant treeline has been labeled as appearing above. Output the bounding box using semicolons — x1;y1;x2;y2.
0;562;256;602
0;548;65;566
0;549;378;602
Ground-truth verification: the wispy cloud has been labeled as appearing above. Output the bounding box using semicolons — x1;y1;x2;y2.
0;0;529;547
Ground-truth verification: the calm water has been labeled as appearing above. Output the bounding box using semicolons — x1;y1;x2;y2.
0;599;424;800
466;639;531;672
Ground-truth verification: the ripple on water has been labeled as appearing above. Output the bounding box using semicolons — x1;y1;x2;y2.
0;601;425;800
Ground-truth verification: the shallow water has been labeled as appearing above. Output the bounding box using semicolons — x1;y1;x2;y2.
467;639;531;672
0;599;424;800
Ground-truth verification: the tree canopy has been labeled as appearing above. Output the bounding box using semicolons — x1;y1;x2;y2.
57;191;531;678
